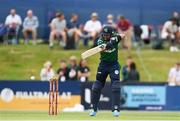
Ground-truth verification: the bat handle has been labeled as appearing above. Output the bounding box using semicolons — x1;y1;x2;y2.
99;44;106;49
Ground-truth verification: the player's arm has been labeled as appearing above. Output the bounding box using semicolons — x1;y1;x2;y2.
50;19;56;31
105;34;125;49
78;71;90;77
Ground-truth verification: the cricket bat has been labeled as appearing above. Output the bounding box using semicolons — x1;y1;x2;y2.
81;44;106;59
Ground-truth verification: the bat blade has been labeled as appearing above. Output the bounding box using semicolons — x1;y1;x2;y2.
81;44;105;59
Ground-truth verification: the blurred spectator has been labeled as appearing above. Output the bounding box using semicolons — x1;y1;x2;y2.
103;14;116;29
117;15;133;50
23;10;39;45
40;61;55;81
126;62;140;82
49;12;67;48
83;12;102;46
133;25;142;45
172;11;180;26
133;25;151;46
122;56;133;82
140;24;153;44
140;25;152;44
57;60;69;82
161;18;179;52
66;13;80;49
67;56;78;80
0;23;7;43
5;9;22;44
168;62;180;86
78;59;90;82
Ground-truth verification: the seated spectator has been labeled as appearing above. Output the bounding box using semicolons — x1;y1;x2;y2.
67;56;78;80
57;60;69;82
66;13;80;49
103;14;116;29
83;12;102;46
117;15;133;50
23;10;39;45
122;56;133;82
49;12;67;48
40;61;55;81
140;25;152;44
126;62;140;82
78;59;90;82
5;9;22;44
133;24;152;46
161;18;179;52
168;62;180;86
133;25;142;45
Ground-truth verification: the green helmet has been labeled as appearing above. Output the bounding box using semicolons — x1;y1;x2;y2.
101;26;115;40
102;26;114;36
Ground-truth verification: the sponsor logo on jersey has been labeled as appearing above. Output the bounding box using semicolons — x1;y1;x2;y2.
114;70;119;75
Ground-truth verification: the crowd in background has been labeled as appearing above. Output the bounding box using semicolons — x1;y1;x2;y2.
0;9;180;51
1;9;39;45
0;8;179;84
39;55;141;83
40;56;90;82
161;11;180;52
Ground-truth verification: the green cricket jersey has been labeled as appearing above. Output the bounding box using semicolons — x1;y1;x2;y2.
97;35;120;62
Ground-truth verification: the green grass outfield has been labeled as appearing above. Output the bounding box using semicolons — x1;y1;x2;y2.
0;44;179;81
0;111;180;121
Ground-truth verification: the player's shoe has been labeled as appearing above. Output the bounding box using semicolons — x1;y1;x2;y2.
89;109;97;116
112;110;120;117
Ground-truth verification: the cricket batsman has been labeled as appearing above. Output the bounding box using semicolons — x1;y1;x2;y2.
89;26;125;117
